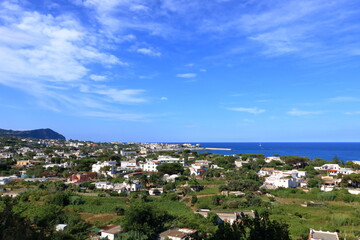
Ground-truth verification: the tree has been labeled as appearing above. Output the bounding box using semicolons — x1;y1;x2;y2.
156;163;184;175
191;195;198;205
115;206;125;216
121;201;172;239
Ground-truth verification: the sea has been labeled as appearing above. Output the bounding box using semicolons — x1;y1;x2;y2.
188;142;360;161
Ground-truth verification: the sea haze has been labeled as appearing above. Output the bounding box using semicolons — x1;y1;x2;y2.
185;142;360;161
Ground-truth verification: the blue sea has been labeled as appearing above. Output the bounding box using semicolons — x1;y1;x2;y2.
189;142;360;161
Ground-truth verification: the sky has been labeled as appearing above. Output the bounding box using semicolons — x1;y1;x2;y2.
1;0;360;142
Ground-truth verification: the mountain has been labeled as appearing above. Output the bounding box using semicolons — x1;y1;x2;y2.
0;128;66;140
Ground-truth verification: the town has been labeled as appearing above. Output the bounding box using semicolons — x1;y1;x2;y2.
1;136;360;240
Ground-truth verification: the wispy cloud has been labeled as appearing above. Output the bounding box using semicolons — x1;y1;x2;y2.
228;107;266;114
176;73;197;78
329;96;360;102
345;111;360;115
287;108;323;116
90;74;107;81
0;1;148;121
160;97;168;101
136;47;161;56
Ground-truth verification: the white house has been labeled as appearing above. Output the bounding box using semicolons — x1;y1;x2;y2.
120;160;138;170
93;182;114;190
157;156;185;165
265;156;282;163
159;228;197;240
100;225;122;240
265;176;300;188
314;164;354;176
149;188;163;195
142;160;161;172
43;162;70;169
309;229;339;240
0;177;11;185
55;224;67;231
92;161;117;176
258;168;276;177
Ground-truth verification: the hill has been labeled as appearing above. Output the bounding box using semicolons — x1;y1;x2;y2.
0;128;66;140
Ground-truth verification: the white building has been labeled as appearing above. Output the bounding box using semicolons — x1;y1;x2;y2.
120;160;138;170
157;156;185;165
314;164;354;176
265;176;300;188
0;177;11;185
265;156;282;163
55;224;67;231
43;162;70;169
120;150;137;156
92;161;117;176
142;160;161;172
100;225;122;240
309;229;339;240
93;182;114;190
149;188;163;195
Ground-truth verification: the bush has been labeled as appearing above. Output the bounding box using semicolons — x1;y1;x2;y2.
69;196;84;205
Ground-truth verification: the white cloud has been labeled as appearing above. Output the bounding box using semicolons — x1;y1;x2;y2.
0;1;148;121
329;97;360;102
228;107;266;114
185;63;195;67
136;47;161;56
90;74;107;81
176;73;197;78
345;111;360;115
199;68;207;72
160;97;168;101
287;108;323;116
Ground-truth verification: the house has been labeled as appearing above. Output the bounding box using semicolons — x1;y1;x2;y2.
308;228;339;240
100;225;122;240
67;172;97;184
16;160;41;167
93;182;114;190
121;179;141;192
120;150;137;156
234;160;249;168
124;172;143;179
149;188;163;195
43;162;70;169
92;161;117;177
94;225;122;240
159;227;197;240
221;191;245;197
163;174;179;182
265;156;282;163
120;160;138;170
0;177;11;185
258;168;275;177
55;224;67;231
195;210;255;224
264;176;300;189
314;164;354;176
142;161;161;172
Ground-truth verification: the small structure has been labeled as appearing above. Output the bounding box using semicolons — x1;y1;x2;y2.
96;225;122;240
149;188;163;196
0;177;11;185
55;224;67;231
159;227;197;240
308;228;339;240
195;210;255;224
67;172;97;184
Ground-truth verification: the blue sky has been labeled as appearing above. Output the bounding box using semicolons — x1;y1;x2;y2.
1;0;360;142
